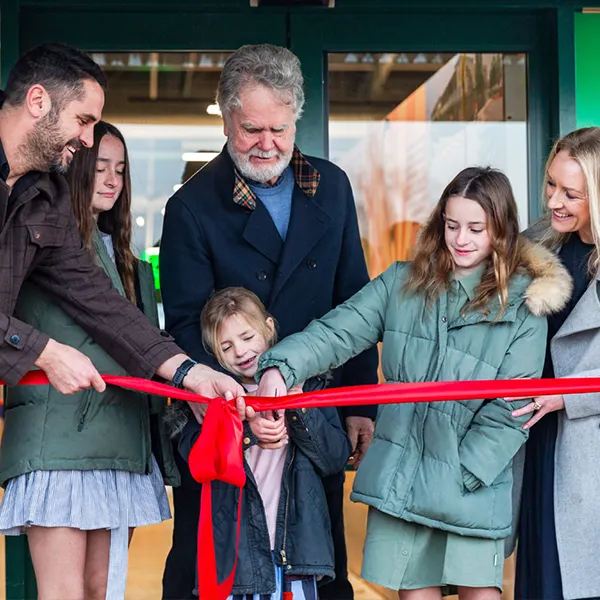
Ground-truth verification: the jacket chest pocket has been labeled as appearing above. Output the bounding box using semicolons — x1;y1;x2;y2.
27;223;66;249
22;223;66;274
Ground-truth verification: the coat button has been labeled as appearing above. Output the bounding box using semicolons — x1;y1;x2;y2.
306;258;317;270
441;316;447;323
160;330;170;338
243;437;251;445
301;408;307;413
256;270;267;281
34;231;41;240
9;334;20;344
291;415;298;421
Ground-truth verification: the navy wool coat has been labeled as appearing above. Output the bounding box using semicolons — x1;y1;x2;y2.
160;146;379;417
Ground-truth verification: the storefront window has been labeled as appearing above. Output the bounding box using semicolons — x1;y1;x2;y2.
328;52;528;277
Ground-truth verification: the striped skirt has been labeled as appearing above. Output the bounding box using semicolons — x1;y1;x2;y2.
0;455;171;599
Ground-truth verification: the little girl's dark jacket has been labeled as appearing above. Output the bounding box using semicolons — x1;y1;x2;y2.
178;404;351;596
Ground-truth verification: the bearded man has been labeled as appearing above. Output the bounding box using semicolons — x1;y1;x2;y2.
160;43;379;600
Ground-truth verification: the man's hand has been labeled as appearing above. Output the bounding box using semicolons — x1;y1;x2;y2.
187;400;209;424
257;367;287;397
346;416;374;469
183;363;244;398
34;338;106;394
157;355;244;399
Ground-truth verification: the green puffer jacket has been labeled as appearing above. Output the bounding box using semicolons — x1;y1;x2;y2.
258;241;570;540
0;230;179;487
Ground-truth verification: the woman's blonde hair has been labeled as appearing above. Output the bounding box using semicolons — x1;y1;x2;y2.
201;287;277;370
404;166;523;316
538;127;600;275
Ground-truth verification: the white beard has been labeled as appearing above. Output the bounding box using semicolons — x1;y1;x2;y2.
228;138;293;183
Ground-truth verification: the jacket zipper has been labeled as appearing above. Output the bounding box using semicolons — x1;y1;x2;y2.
77;396;93;431
279;445;296;567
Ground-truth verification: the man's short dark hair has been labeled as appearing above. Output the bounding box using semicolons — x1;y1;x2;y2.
4;43;107;109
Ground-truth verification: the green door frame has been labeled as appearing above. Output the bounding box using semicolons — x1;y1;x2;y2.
0;1;580;598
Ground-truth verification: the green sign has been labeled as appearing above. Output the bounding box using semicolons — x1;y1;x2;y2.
141;247;160;291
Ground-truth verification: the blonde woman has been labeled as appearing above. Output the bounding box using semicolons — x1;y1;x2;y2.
515;127;600;600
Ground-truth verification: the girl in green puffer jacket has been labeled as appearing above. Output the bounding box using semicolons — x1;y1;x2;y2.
256;167;571;599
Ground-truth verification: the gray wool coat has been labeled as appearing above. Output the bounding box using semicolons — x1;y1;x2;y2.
549;274;600;600
514;221;600;598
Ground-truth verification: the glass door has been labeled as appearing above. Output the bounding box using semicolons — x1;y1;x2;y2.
289;8;557;599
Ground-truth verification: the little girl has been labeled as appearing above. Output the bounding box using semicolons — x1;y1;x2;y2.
176;287;351;600
257;167;571;599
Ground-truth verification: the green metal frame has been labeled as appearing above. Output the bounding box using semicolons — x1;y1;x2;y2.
0;0;581;597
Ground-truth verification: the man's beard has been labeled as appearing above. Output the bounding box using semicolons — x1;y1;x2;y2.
21;107;81;174
228;137;293;184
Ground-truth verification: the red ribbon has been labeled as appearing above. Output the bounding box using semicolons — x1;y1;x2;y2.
9;371;600;598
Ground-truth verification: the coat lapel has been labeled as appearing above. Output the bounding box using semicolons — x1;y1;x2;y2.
553;278;600;340
270;185;331;302
242;200;283;265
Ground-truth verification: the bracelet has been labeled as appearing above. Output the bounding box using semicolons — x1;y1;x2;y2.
172;358;198;389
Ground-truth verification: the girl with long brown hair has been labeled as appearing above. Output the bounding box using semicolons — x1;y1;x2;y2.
0;121;178;600
256;167;570;599
68;120;138;303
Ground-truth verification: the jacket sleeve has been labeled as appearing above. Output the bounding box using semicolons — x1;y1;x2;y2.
458;310;547;491
28;212;182;380
561;369;600;419
333;174;380;420
258;262;398;389
286;407;352;476
0;313;50;386
159;194;220;370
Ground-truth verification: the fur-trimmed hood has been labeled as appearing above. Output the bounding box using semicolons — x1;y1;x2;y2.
519;236;573;317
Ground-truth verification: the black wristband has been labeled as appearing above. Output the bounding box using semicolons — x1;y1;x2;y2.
172;358;198;389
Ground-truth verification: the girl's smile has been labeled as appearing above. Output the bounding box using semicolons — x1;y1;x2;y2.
218;313;274;383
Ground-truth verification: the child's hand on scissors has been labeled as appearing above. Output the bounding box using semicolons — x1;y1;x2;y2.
236;397;288;449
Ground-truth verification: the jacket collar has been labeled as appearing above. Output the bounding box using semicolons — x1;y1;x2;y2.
451;265;486;301
92;228;125;297
231;145;320;210
449;238;572;327
449;272;530;328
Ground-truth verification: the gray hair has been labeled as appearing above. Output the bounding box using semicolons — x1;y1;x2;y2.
216;44;305;122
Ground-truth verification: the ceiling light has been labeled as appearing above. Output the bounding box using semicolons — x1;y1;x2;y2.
181;152;218;162
136;216;145;227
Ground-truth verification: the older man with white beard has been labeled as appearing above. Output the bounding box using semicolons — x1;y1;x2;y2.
160;44;379;600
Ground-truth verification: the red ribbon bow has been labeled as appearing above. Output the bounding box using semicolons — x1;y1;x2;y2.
188;399;245;600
